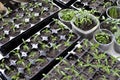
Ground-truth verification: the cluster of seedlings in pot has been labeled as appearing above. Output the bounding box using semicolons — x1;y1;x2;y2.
42;39;120;80
72;0;116;15
0;19;78;80
0;0;60;46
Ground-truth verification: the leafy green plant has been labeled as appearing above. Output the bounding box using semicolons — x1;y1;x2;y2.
50;35;58;42
16;59;25;67
59;9;76;21
42;74;50;79
52;43;61;50
103;18;120;34
0;34;5;41
74;9;92;27
108;6;119;19
11;50;21;59
22;39;30;51
115;29;120;44
64;39;71;47
103;2;112;8
95;31;111;44
7;7;12;14
11;73;20;80
35;58;45;63
90;43;99;52
53;19;66;30
25;63;32;75
38;41;49;49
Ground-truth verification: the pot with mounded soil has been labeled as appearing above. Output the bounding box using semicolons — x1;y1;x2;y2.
71;9;100;39
106;6;120;20
93;29;113;51
114;30;120;53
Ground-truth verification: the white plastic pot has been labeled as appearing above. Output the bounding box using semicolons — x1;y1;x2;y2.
114;39;120;53
117;0;120;6
71;13;100;39
93;29;114;51
58;9;76;29
106;6;120;20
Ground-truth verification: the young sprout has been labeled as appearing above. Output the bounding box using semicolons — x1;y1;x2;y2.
40;7;45;15
0;34;5;41
56;57;63;61
68;32;74;40
42;28;51;34
11;50;21;59
42;73;50;79
34;2;41;8
83;39;89;48
51;35;57;42
29;51;36;58
20;4;26;11
29;12;36;20
11;73;20;80
32;34;39;41
52;43;61;50
10;24;16;32
16;59;25;67
53;19;66;30
62;75;72;80
111;68;120;77
64;39;71;47
101;65;111;74
35;58;45;63
38;41;49;49
8;7;12;14
25;63;32;75
90;43;99;52
103;2;112;8
22;39;30;51
15;14;21;19
50;2;53;10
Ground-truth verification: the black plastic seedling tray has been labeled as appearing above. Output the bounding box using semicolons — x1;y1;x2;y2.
0;19;80;80
42;39;120;80
0;0;61;56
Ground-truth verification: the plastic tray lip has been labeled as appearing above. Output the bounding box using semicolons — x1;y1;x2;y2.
0;3;61;55
1;20;80;80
